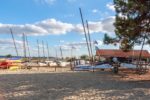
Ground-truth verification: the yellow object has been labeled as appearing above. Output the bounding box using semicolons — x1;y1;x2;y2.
11;60;22;63
9;60;22;66
9;66;20;71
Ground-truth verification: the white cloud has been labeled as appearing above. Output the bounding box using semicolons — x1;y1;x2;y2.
134;45;150;52
60;45;73;50
82;38;86;41
92;9;99;13
0;38;52;56
118;13;128;19
75;16;115;34
96;40;103;46
0;39;24;55
0;19;74;36
35;18;74;35
0;23;47;36
0;16;115;36
101;16;115;33
60;40;103;51
66;41;102;46
56;44;80;51
106;2;115;11
0;39;23;45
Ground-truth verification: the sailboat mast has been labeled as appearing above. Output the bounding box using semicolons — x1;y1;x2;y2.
55;48;58;60
46;42;50;59
25;35;31;58
22;33;26;58
37;39;40;61
10;28;19;56
79;8;91;59
60;46;63;59
42;40;45;58
86;20;94;62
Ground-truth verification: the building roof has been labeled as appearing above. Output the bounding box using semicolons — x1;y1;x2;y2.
96;49;150;58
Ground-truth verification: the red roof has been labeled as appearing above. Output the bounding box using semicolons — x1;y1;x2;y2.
96;49;150;58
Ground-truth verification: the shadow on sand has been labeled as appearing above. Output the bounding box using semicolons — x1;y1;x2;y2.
0;71;150;100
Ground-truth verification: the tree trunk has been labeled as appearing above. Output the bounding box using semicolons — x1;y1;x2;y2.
137;34;146;74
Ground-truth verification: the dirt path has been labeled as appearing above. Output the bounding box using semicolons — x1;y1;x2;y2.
0;69;150;100
0;90;5;100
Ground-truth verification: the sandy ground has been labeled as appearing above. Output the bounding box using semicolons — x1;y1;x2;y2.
0;67;150;100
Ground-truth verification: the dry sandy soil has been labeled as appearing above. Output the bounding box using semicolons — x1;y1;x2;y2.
0;67;150;100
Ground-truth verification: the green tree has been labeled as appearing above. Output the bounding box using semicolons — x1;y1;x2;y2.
104;0;150;51
104;0;150;73
103;34;118;46
80;55;89;60
5;54;12;58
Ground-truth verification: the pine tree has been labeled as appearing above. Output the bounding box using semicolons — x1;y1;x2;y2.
104;0;150;51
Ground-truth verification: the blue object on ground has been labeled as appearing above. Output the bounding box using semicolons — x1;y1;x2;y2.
74;65;93;71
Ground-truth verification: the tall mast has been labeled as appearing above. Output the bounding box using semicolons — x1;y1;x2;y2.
22;33;26;58
55;47;58;60
79;8;91;59
25;35;31;58
37;39;40;60
42;40;45;58
60;46;63;59
46;42;50;60
10;28;19;56
71;46;74;59
86;20;94;62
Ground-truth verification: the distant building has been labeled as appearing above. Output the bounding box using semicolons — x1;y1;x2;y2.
96;49;150;62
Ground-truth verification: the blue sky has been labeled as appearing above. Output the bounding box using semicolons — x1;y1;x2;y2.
0;0;149;58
